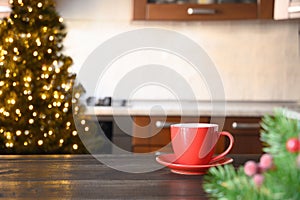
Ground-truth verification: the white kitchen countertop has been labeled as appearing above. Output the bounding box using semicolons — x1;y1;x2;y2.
85;100;300;117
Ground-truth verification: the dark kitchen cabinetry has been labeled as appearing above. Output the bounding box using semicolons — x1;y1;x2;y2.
91;116;132;153
223;117;263;154
133;0;274;20
132;116;263;154
132;116;212;153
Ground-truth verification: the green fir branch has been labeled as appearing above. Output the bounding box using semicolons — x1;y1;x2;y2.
203;108;300;200
260;108;299;156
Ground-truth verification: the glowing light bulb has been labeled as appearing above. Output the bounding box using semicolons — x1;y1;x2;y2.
6;143;13;148
72;131;77;136
6;133;11;140
7;37;13;43
59;139;64;144
28;6;33;12
10;99;16;104
16;130;21;136
29;119;34;124
37;2;43;8
38;140;43;146
36;38;41;46
73;144;78;150
75;93;80;99
54;92;59;99
74;106;79;112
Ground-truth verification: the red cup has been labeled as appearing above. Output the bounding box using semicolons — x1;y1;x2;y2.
170;123;234;165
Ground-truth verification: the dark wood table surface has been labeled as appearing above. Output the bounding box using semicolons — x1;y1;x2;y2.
0;154;260;199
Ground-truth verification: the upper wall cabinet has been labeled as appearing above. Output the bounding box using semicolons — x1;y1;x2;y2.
274;0;300;20
133;0;274;21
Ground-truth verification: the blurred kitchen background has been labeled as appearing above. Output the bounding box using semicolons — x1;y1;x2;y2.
0;0;299;154
52;0;300;101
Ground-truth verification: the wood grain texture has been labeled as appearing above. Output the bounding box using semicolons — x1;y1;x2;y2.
258;0;274;19
0;154;259;199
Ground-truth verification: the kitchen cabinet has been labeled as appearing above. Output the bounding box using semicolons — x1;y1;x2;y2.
133;0;274;20
223;117;263;154
132;116;220;153
274;0;300;20
132;116;263;154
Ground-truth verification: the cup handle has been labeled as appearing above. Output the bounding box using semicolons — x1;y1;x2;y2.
210;131;234;163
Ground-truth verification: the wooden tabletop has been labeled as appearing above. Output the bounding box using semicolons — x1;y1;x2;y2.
0;154;259;199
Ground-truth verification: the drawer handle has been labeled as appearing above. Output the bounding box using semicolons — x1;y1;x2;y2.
155;121;173;128
187;8;216;15
232;122;260;130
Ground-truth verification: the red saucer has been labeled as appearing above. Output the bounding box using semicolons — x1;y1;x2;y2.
156;154;233;175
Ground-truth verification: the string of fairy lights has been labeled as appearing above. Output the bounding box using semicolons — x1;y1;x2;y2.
0;0;89;153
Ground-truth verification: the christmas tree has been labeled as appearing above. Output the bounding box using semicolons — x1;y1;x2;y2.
0;0;90;154
203;108;300;200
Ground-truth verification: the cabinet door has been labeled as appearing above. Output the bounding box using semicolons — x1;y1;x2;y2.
132;116;211;153
223;117;263;154
133;0;274;20
274;0;300;20
146;3;257;20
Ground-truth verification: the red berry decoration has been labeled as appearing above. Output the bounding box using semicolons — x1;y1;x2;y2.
244;160;258;177
286;138;300;153
259;154;273;171
253;174;264;188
